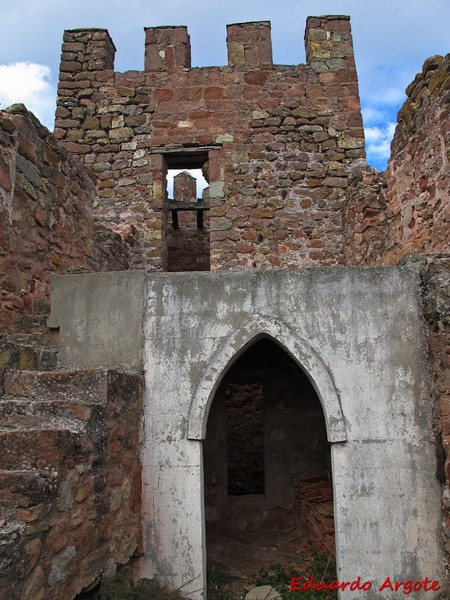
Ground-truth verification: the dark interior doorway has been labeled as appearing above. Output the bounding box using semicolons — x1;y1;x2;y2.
203;338;334;592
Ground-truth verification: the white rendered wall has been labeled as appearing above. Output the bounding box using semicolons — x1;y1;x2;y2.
139;268;444;599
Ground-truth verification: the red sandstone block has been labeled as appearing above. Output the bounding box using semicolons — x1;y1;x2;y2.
154;89;173;102
0;158;12;191
0;429;84;470
0;469;58;509
63;142;91;154
204;87;224;100
244;72;269;87
3;369;109;404
18;137;38;164
189;110;212;120
235;242;253;253
60;60;82;73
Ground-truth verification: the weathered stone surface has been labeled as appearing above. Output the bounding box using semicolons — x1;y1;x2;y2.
245;586;281;600
0;14;449;600
0;107;133;332
55;18;364;272
139;268;444;597
0;368;143;600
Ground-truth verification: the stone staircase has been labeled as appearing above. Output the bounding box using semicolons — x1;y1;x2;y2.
0;367;103;600
0;311;143;600
1;313;59;376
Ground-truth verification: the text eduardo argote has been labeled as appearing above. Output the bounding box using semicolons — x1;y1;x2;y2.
289;575;441;595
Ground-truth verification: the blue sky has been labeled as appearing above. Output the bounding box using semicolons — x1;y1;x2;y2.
0;0;448;171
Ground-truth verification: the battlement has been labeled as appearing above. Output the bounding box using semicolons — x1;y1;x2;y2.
61;15;354;74
61;27;116;72
56;14;364;273
226;21;272;67
144;26;191;71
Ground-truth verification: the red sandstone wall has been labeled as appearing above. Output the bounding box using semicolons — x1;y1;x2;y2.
344;54;449;265
55;17;365;272
343;166;388;264
0;105;132;332
0;369;142;600
385;55;449;262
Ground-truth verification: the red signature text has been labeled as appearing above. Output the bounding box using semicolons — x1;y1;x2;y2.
290;576;441;595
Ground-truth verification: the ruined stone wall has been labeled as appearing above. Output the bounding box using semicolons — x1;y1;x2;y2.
398;255;450;579
0;105;141;600
0;368;143;600
0;14;448;599
343;166;388;265
384;55;449;262
344;54;449;265
424;256;450;587
424;258;450;570
0;105;132;333
55;16;365;272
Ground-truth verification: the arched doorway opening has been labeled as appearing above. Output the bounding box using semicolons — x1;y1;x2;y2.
203;337;334;587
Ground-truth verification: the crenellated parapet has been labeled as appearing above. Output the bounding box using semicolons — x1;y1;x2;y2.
144;26;191;71
305;16;355;72
60;28;116;73
226;21;272;67
55;16;365;273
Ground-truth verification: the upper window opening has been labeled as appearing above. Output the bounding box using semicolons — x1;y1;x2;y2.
163;152;211;272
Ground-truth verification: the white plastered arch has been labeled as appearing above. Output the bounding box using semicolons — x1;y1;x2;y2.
187;316;347;443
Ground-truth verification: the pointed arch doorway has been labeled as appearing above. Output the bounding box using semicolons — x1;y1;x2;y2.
185;318;346;597
202;336;335;582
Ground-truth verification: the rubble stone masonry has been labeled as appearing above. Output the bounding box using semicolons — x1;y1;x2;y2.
0;368;143;600
344;54;449;265
54;17;365;271
0;105;132;333
0;14;449;599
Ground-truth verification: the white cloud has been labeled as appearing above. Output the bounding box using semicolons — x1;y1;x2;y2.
365;122;397;164
361;106;385;125
0;62;55;129
362;100;399;168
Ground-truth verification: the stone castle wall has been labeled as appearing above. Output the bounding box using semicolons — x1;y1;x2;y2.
344;54;449;265
385;55;449;262
0;369;143;600
54;16;365;272
0;14;449;599
0;106;132;333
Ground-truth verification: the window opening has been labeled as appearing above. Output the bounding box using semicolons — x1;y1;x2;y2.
163;153;211;271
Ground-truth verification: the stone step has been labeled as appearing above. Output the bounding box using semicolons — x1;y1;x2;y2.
1;338;58;392
0;398;91;432
3;368;111;404
15;344;59;371
0;429;90;470
15;313;51;331
0;468;58;509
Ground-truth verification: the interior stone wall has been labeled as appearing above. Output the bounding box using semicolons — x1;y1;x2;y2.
0;105;132;333
203;339;329;516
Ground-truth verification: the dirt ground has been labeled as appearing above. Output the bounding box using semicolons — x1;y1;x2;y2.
206;495;330;598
